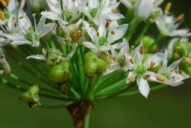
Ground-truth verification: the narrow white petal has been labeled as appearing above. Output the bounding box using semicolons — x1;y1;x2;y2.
38;23;55;37
36;16;46;32
41;12;60;20
27;55;45;60
46;0;62;14
136;77;150;98
88;0;99;9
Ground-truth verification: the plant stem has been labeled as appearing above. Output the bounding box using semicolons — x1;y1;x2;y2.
134;23;150;45
82;113;90;128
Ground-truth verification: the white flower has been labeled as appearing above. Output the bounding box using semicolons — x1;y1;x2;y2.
149;51;189;86
125;42;165;98
79;0;124;25
156;13;191;37
82;20;128;55
1;10;55;47
41;0;81;25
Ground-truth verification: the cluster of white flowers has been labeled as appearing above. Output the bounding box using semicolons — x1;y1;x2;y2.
0;0;190;99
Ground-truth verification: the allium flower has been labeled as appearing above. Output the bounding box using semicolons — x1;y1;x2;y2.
1;10;55;47
82;20;128;55
79;0;124;25
149;51;189;86
125;42;165;97
41;0;81;25
156;13;191;37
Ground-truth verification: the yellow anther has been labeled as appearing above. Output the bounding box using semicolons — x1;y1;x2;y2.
144;74;151;78
32;13;36;17
156;76;165;82
111;8;117;13
127;76;134;82
140;46;144;54
111;30;115;35
164;2;171;13
130;58;135;64
97;32;100;36
150;61;155;69
70;27;83;43
0;10;5;20
176;14;184;21
0;0;9;6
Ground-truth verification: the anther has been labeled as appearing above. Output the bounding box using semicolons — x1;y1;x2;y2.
0;10;5;20
105;21;110;28
127;76;134;82
144;74;151;78
130;58;135;64
111;8;117;13
97;32;100;36
140;46;144;54
150;61;155;69
164;2;171;13
111;30;115;35
176;14;184;21
156;76;165;82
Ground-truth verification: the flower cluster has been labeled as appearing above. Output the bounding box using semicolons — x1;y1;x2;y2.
0;0;191;127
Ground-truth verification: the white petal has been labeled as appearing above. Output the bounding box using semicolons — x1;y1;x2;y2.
46;0;62;14
136;77;150;98
18;10;31;35
120;0;133;9
36;16;46;32
108;24;128;43
83;41;97;50
88;0;99;9
27;55;45;60
41;11;60;20
11;40;31;45
126;71;136;84
38;23;55;37
104;13;124;21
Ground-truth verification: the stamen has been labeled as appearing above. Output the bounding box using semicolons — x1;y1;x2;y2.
176;14;184;21
164;2;171;13
156;76;165;82
5;22;8;28
19;16;24;19
130;58;135;64
150;61;155;69
0;10;5;20
127;76;134;82
0;0;9;6
140;46;144;54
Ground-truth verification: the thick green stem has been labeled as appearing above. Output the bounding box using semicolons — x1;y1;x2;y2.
82;113;90;128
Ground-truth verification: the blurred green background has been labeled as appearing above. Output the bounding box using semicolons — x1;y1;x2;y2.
1;0;191;128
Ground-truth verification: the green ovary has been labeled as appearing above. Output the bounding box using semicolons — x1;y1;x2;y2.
98;36;108;46
90;8;98;18
135;64;147;76
26;31;39;42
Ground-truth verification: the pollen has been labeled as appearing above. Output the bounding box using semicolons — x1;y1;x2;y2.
164;2;171;13
111;8;117;13
176;14;184;21
130;58;135;64
100;52;111;64
156;76;165;82
0;0;10;6
70;27;83;43
105;21;110;28
150;61;155;69
140;46;144;54
127;76;134;82
111;30;115;35
144;74;151;78
97;32;100;36
19;16;24;19
0;10;5;20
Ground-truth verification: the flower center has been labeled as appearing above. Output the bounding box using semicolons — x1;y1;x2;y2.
98;36;108;46
118;57;126;67
135;64;147;76
70;27;83;43
62;11;73;21
26;31;39;42
90;8;98;18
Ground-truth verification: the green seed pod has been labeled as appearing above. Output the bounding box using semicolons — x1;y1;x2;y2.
84;51;97;62
96;59;107;73
59;60;70;69
173;42;189;60
142;36;157;53
20;85;40;104
48;64;71;84
83;61;97;78
180;63;191;77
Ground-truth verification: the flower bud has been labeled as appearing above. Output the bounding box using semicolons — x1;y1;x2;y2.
96;59;107;73
173;41;189;60
20;85;40;107
142;36;157;52
48;61;72;84
180;63;191;77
